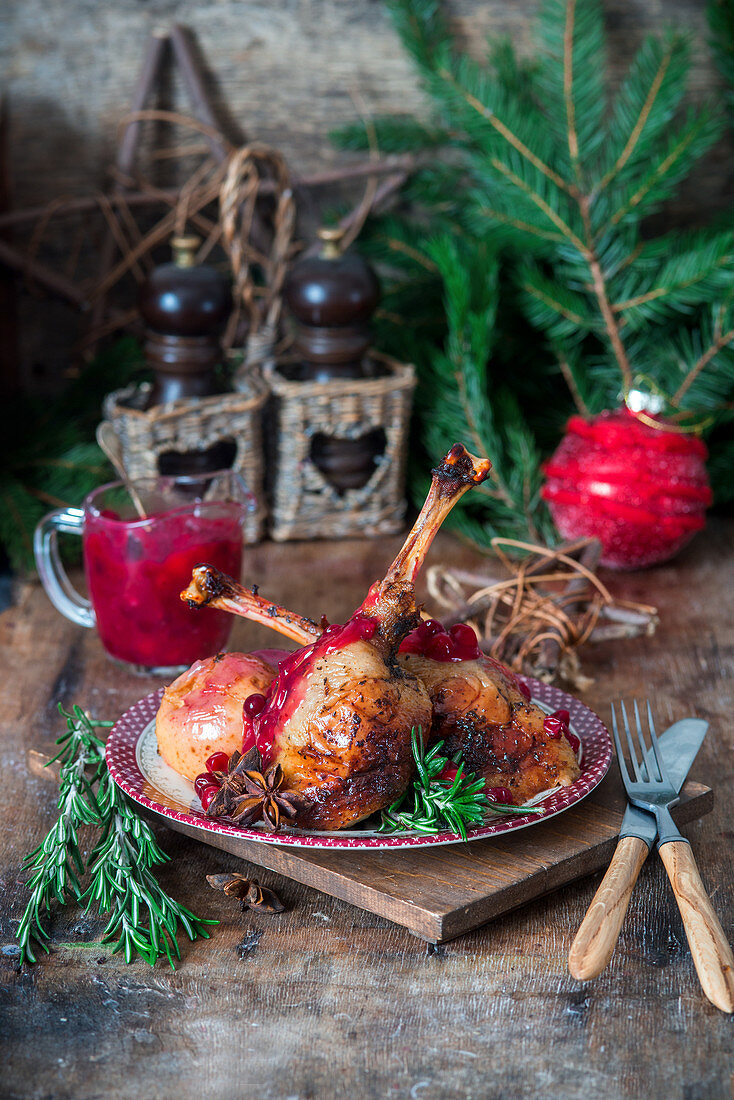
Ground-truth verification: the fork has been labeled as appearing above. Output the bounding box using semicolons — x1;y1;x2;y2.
611;701;734;1013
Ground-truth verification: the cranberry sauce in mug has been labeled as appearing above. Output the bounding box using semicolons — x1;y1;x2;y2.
83;503;243;669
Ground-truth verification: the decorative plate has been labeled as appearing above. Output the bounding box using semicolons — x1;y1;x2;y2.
105;679;612;851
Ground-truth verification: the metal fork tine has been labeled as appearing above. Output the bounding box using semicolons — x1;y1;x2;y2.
632;700;651;781
620;700;643;781
647;701;672;787
610;703;632;789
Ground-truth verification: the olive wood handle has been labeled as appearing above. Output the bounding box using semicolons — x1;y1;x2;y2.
569;835;649;980
658;840;734;1013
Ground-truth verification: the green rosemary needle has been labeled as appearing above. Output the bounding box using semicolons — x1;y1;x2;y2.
17;706;110;964
379;727;542;840
87;773;216;967
17;704;216;968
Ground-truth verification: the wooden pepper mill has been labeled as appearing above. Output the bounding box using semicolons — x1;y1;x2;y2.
139;235;231;407
138;235;234;475
283;228;386;492
284;227;381;383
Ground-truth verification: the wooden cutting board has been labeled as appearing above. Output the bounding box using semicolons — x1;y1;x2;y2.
164;772;712;943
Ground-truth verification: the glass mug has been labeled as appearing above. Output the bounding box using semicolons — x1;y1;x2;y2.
34;470;254;674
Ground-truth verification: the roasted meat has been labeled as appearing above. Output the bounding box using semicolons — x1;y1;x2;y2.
186;571;581;806
397;638;579;804
182;444;492;829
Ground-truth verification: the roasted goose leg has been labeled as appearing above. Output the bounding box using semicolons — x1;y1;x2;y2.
185;481;580;806
184;444;492;830
396;637;580;804
182;569;320;644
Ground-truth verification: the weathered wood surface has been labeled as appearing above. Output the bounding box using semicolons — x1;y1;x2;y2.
2;522;734;1099
152;777;713;944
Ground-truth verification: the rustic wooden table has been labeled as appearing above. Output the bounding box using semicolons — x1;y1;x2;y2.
1;524;733;1099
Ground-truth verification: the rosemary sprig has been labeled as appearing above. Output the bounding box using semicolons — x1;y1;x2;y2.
17;706;110;964
86;774;216;967
17;704;216;968
379;728;542;840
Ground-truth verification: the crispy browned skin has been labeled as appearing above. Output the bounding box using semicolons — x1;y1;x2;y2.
183;444;494;830
260;445;492;829
269;642;432;830
398;651;580;803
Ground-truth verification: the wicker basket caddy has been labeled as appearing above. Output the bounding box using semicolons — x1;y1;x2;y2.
102;376;268;544
266;351;415;541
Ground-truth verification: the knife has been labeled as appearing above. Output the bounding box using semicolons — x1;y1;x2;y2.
568;718;708;981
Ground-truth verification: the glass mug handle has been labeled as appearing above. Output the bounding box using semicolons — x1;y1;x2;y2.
33;509;96;628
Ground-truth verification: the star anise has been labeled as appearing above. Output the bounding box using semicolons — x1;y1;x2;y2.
207;752;310;831
206;872;285;913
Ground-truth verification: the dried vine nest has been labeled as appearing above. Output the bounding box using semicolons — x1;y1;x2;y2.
427;538;658;689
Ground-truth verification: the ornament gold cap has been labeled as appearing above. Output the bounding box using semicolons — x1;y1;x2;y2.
170;235;201;268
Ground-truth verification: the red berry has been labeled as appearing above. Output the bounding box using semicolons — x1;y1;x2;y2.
425;633;453;662
243;692;267;717
550;708;570;728
544;716;564;740
517;679;531;701
437;762;461;782
194;773;214;797
566;730;581;755
199;785;218;810
357;617;377;640
398;630;423;655
422;619;445;638
486;786;514;805
205;751;230;775
449;623;477;648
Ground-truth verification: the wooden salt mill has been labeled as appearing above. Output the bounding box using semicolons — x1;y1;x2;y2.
139;235;231;408
283;228;385;492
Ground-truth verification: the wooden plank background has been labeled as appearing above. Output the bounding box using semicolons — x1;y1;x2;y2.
1;522;733;1098
2;0;733;386
2;0;728;207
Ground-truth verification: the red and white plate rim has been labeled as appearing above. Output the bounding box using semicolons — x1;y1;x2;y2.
105;678;612;851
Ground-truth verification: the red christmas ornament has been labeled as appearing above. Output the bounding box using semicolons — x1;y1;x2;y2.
541;407;712;570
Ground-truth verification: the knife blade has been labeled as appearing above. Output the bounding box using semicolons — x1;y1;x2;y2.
569;717;708;981
619;718;708;847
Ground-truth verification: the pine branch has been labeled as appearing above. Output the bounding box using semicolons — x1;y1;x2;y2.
557;351;591;415
597;32;691;193
437;64;573;194
347;0;734;548
0;337;146;572
536;0;607;179
483;154;586;251
610;231;734;327
607;106;724;227
708;0;734;119
673;323;734;404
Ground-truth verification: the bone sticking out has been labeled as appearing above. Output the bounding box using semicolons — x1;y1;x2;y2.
181;565;320;646
384;444;491;587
